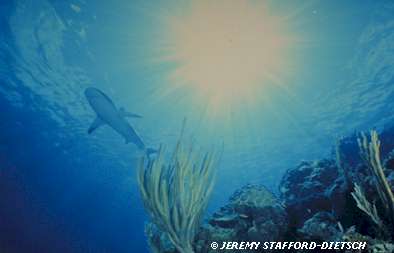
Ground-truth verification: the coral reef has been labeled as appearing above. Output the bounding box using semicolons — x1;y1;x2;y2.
137;140;217;253
297;212;341;241
143;127;394;253
341;226;394;253
278;159;344;227
194;184;288;252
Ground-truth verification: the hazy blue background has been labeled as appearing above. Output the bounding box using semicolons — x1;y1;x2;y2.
1;0;393;252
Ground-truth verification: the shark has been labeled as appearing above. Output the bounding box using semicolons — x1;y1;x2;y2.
84;87;148;150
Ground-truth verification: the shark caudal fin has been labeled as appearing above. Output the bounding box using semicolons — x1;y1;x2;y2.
146;148;158;156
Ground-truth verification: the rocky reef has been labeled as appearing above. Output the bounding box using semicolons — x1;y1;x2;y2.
146;126;394;253
194;184;288;252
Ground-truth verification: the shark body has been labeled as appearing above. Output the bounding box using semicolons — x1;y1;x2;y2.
84;87;145;149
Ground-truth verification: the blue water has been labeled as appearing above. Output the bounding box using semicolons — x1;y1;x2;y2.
1;0;394;252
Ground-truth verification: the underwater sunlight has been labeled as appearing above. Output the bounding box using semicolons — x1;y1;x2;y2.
153;0;295;116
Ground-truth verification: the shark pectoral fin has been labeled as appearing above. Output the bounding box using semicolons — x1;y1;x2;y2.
88;117;104;134
119;107;143;119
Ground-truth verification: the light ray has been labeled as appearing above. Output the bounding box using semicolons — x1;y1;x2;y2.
149;0;297;116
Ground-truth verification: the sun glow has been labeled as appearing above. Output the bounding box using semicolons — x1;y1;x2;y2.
157;0;293;113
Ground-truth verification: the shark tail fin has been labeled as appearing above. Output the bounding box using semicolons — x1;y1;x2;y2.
146;148;158;157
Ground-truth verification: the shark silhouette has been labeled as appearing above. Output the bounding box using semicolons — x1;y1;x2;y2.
84;87;147;149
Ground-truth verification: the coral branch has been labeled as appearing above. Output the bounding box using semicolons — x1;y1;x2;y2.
138;140;217;253
358;131;394;222
351;183;383;227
